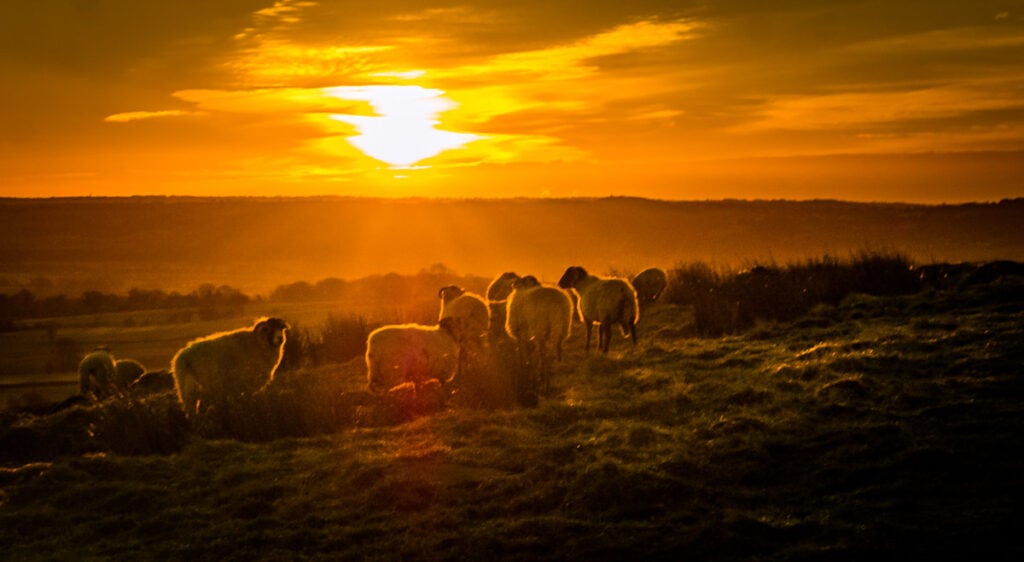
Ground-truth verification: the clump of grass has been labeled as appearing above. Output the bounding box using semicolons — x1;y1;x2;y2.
0;392;190;464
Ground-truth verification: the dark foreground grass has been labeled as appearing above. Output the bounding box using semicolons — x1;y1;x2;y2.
1;271;1023;561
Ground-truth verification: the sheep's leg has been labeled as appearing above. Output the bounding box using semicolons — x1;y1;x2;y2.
178;375;200;419
629;321;637;346
601;324;612;353
537;340;550;395
585;322;593;352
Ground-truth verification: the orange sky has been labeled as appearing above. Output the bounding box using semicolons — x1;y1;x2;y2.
1;1;1022;202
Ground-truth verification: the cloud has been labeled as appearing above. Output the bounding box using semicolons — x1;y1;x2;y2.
436;19;704;83
843;25;1024;54
103;110;199;123
172;87;370;115
735;79;1024;134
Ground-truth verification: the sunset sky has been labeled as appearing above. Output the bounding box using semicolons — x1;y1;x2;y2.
1;0;1022;201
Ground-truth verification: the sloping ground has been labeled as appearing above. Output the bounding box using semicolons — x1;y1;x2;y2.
0;276;1022;560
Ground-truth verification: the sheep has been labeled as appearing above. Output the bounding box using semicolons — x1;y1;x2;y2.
78;348;149;399
558;266;639;353
485;272;520;339
365;319;460;396
171;317;289;419
114;359;147;388
486;271;520;302
437;284;490;349
129;369;177;396
632;267;668;306
505;275;573;395
78;348;117;399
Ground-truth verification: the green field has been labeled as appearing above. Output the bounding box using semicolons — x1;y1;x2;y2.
1;272;1022;560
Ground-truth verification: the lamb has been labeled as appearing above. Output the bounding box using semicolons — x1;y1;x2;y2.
505;275;573;394
558;266;639;353
78;348;147;399
171;317;289;419
365;319;460;395
631;267;668;306
437;284;490;348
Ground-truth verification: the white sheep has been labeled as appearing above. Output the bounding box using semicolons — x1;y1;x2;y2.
505;275;573;394
171;317;289;419
558;266;639;353
365;319;460;395
78;348;117;399
437;284;490;348
78;348;146;399
632;267;668;306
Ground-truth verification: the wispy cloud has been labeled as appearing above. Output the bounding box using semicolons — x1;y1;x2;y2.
844;25;1024;54
734;79;1024;134
104;110;199;123
437;19;704;83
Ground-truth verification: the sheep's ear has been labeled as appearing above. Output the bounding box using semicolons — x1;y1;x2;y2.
438;287;448;299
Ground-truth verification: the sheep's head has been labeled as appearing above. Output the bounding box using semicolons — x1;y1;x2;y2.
255;317;289;349
438;285;466;303
79;349;118;398
558;266;588;289
512;275;542;290
486;272;519;302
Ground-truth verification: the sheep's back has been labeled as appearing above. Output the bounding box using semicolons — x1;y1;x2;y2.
507;287;572;340
366;326;459;392
174;330;273;391
578;278;638;324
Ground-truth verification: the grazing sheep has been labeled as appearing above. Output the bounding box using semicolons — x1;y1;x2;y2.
365;319;460;395
79;349;149;399
486;271;520;302
438;284;490;348
114;359;147;388
171;317;289;419
129;369;176;396
505;275;573;394
558;266;639;353
78;348;118;399
632;267;668;306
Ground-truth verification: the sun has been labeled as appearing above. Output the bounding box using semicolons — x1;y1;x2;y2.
325;85;481;168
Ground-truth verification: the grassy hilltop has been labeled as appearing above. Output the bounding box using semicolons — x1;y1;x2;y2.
1;264;1023;560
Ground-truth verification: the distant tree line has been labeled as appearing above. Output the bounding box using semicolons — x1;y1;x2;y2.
0;284;252;327
0;264;489;330
268;264;489;307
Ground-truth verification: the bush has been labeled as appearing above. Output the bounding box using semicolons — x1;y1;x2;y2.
665;252;920;337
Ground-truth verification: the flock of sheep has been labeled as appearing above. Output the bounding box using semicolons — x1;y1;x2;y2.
76;266;668;422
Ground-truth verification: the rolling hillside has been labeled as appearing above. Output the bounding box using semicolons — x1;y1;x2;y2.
1;196;1021;296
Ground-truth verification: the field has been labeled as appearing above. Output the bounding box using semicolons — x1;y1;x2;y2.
1;263;1022;560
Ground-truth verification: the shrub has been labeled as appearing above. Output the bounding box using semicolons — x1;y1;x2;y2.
666;251;919;337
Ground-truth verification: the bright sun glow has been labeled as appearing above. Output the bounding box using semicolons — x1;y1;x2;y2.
325;85;481;168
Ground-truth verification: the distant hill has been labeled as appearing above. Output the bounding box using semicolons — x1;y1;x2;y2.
1;196;1021;296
